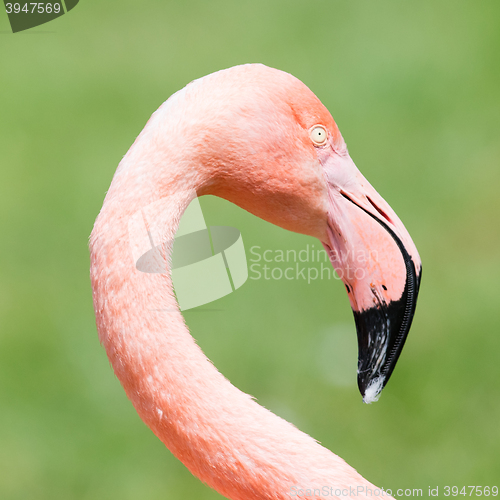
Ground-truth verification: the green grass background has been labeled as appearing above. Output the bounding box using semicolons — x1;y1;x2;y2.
1;1;499;498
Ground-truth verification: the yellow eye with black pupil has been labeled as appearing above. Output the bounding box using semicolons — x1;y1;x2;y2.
310;125;328;146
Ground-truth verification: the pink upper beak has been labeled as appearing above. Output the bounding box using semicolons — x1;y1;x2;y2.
316;144;422;403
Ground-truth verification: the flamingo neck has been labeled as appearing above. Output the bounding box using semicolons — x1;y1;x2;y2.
90;115;381;500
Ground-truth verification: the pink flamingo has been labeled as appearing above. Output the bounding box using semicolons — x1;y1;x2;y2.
90;64;421;500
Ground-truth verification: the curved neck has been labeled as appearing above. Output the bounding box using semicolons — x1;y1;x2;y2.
90;121;381;500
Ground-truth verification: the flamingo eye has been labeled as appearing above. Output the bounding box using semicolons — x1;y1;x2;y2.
310;125;328;146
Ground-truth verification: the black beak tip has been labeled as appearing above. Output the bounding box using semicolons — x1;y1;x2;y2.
358;372;386;404
353;263;421;404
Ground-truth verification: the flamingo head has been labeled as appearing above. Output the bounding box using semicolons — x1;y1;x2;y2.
174;64;422;403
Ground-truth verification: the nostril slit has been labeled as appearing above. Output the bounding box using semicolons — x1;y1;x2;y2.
367;196;393;225
340;191;354;204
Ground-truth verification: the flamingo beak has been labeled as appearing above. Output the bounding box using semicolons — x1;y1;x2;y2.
317;147;422;403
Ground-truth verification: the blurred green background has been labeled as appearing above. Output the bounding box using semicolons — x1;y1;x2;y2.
1;1;499;499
